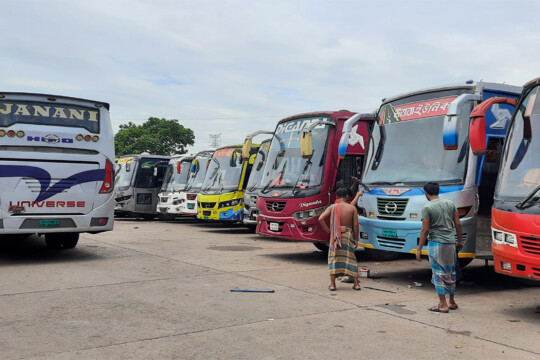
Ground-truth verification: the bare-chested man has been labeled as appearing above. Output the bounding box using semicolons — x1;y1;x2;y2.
318;187;360;291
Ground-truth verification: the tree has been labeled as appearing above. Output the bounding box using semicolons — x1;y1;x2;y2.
115;117;195;156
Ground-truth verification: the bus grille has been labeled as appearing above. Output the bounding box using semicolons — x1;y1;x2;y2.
520;235;540;256
200;202;216;209
377;236;406;250
377;198;408;217
187;194;197;200
532;267;540;280
266;201;286;212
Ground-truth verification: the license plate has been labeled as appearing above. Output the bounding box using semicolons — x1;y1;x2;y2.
39;219;60;227
204;216;209;219
382;229;397;238
269;222;279;231
187;204;194;209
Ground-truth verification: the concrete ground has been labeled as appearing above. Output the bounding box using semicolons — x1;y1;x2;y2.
0;217;539;360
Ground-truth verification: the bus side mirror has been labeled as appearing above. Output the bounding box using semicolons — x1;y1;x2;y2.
443;94;481;150
300;131;313;159
177;162;182;174
230;152;238;167
249;153;256;165
153;168;158;177
125;163;131;172
470;97;517;155
191;159;199;173
242;139;252;160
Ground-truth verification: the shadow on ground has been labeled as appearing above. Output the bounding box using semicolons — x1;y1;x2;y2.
0;234;101;265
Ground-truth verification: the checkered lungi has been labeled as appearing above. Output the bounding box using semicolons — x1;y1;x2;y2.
428;241;457;295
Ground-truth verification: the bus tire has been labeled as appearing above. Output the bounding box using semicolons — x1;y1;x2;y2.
157;214;176;221
458;257;473;268
364;247;400;261
45;233;79;250
313;242;329;253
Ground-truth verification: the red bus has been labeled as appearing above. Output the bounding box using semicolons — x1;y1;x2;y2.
470;77;540;280
256;111;374;251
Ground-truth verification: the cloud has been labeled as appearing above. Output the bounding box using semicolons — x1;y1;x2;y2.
2;0;540;154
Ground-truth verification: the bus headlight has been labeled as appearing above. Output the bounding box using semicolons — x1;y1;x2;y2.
293;206;326;220
492;228;517;248
219;199;243;208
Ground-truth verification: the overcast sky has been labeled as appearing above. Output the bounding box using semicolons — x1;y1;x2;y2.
2;0;539;153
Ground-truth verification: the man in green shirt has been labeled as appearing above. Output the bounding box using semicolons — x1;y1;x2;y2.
416;182;463;313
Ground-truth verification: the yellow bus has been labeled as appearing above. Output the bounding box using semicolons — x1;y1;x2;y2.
197;144;258;222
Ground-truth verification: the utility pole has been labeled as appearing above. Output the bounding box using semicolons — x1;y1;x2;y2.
209;133;222;148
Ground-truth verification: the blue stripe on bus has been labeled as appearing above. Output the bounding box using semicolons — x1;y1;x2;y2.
0;165;105;202
365;185;464;196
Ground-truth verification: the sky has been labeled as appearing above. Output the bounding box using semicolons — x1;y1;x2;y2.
2;0;540;154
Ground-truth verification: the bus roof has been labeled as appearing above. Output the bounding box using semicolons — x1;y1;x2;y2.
0;92;110;110
277;110;356;125
381;81;522;106
118;154;172;160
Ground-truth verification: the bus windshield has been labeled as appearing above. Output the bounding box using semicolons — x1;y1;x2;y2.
186;157;211;192
246;141;270;192
260;117;329;194
115;159;137;191
161;161;191;192
202;149;243;192
363;93;469;185
495;85;540;201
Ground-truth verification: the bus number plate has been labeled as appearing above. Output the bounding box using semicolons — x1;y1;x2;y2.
269;222;279;231
39;220;60;227
187;204;194;209
382;229;397;238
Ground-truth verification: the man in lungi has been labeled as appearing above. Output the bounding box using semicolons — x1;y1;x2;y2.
416;182;463;313
318;187;361;291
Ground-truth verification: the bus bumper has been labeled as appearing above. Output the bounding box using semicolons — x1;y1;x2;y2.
359;216;475;257
493;243;540;280
256;214;327;242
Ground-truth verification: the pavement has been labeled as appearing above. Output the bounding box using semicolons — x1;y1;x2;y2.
0;217;539;359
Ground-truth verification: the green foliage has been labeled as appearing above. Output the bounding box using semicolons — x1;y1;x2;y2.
115;117;195;156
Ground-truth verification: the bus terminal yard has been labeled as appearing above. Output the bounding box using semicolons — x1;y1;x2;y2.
0;216;539;360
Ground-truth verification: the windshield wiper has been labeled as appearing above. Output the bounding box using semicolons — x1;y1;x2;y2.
261;160;288;194
292;153;314;195
515;184;540;210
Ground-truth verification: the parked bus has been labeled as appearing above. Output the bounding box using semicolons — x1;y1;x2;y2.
175;150;215;217
156;155;193;220
0;92;114;249
255;111;375;251
357;81;521;263
197;144;258;222
243;138;272;229
114;154;170;220
469;77;540;280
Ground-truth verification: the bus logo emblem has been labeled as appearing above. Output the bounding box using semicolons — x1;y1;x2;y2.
43;134;60;143
384;202;398;214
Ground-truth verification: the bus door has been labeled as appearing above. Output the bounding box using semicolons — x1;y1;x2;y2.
133;158;168;214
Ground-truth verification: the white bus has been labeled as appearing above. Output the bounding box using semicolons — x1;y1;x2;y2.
156;155;193;220
0;92;115;249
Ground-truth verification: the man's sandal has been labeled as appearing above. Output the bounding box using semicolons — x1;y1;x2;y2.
428;305;449;313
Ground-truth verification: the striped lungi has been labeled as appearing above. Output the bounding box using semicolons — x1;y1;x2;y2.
328;227;358;277
427;241;457;295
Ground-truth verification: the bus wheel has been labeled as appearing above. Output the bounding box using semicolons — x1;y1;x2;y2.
157;214;176;221
45;233;79;250
458;257;473;268
313;242;329;253
364;248;399;261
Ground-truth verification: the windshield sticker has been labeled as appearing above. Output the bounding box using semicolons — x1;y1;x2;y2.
381;96;457;124
214;148;235;157
0;100;100;133
275;118;327;134
141;161;156;169
117;157;133;164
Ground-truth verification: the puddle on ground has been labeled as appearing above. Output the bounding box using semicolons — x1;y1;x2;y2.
208;246;263;251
